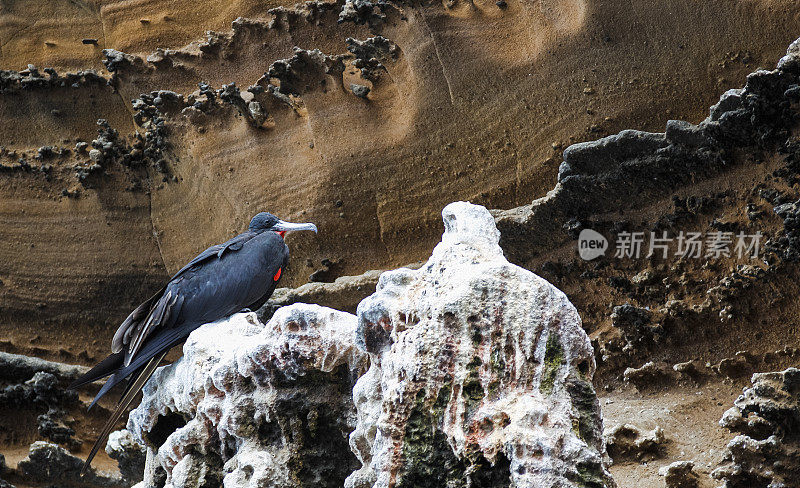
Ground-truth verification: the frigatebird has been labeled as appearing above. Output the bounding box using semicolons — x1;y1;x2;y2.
69;212;317;474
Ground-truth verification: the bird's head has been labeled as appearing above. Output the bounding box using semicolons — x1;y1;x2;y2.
249;212;318;238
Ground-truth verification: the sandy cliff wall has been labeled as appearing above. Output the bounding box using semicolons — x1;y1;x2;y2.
2;0;800;362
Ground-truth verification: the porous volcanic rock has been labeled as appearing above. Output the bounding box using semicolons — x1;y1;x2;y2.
263;269;386;318
658;461;699;488
712;368;800;487
623;362;678;391
346;202;614;488
106;429;146;484
16;441;124;487
127;305;367;488
0;369;83;451
126;201;613;487
604;424;666;462
0;352;88;383
261;264;423;319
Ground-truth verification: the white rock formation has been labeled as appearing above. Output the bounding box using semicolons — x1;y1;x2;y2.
106;429;146;483
127;305;367;488
345;202;614;488
126;201;613;488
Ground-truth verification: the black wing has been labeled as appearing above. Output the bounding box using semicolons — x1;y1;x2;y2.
72;230;287;472
109;231;258;358
170;231;257;280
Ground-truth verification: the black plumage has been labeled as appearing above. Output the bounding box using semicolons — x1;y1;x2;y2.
69;212;316;474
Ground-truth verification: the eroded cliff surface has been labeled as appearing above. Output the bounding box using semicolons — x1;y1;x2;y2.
4;2;800;487
2;0;800;364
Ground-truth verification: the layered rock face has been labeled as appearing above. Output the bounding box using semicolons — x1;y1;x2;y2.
3;0;800;485
492;37;800;374
126;202;613;487
3;0;800;365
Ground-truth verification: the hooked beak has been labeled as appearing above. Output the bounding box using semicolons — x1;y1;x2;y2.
273;220;318;233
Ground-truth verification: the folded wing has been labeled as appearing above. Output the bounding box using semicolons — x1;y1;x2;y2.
70;230;287;473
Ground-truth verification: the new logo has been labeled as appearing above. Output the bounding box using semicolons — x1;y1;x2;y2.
578;229;608;260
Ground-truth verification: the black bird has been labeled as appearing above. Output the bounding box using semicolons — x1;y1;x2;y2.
69;212;317;474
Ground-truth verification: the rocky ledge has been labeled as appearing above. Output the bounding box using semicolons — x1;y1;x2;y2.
128;305;365;488
713;367;800;487
125;202;615;487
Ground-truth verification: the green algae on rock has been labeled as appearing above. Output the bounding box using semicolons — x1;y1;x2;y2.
122;202;614;487
347;202;615;488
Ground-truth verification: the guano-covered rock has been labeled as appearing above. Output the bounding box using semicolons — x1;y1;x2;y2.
127;305;367;488
346;202;614;488
125;202;613;488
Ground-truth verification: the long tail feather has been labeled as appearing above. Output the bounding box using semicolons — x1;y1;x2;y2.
87;325;191;410
67;352;125;390
80;350;168;476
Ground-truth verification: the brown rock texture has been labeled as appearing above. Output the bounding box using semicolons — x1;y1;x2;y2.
5;1;800;487
3;0;800;361
713;368;800;487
